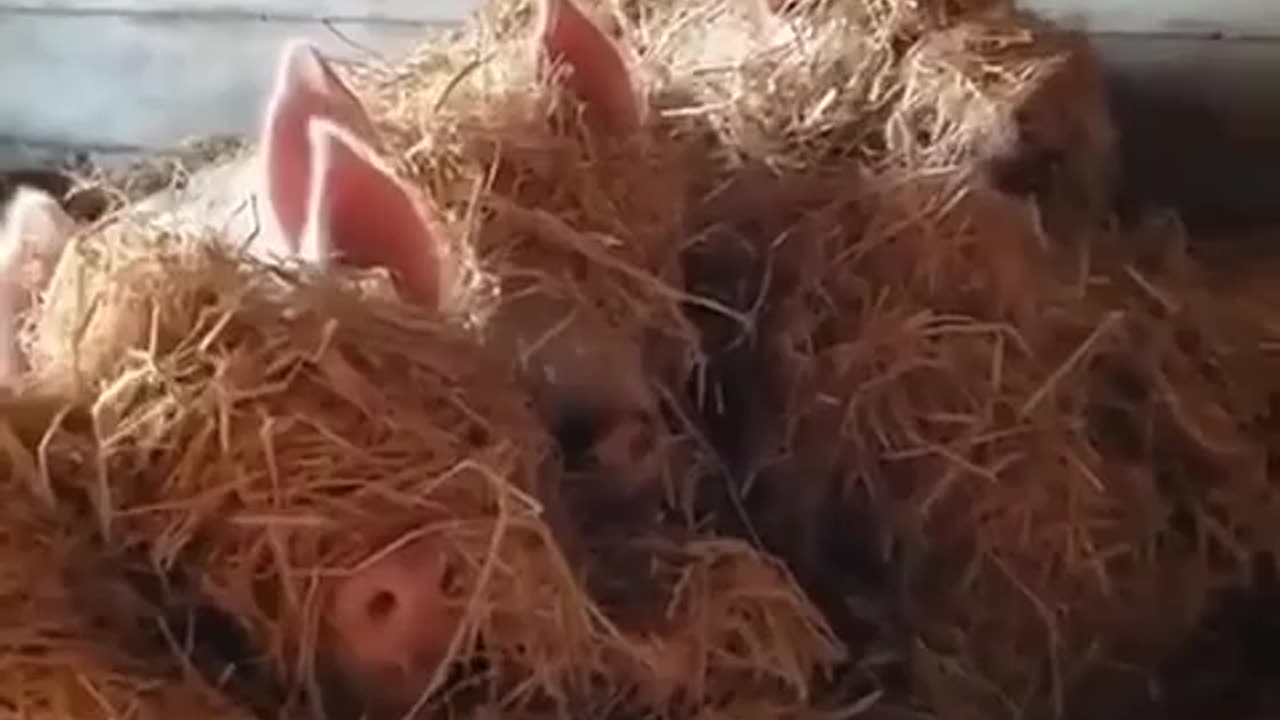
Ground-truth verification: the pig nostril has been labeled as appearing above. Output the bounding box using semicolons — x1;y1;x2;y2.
366;589;398;622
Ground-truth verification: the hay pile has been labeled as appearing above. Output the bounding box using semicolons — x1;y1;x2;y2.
6;0;1280;718
583;0;1280;718
335;0;742;518
0;420;259;720
6;205;841;719
318;1;1149;715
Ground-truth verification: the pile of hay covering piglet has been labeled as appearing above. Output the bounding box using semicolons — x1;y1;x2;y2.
4;0;1280;719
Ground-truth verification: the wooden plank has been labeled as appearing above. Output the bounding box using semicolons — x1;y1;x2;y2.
1023;0;1280;39
1094;34;1280;116
3;0;1279;180
0;13;452;168
1092;33;1280;228
10;0;1279;38
0;0;473;23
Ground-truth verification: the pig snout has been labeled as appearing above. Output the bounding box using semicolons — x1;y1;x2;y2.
327;535;462;706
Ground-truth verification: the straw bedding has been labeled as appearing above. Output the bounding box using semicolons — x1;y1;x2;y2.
618;0;1280;718
340;6;727;518
4;0;1280;719
5;208;839;718
0;418;261;720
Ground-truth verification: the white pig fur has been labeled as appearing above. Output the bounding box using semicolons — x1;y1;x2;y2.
0;187;75;383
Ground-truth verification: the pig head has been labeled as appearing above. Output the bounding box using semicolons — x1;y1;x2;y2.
248;0;654;431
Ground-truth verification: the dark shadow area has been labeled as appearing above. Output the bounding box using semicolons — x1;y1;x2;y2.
1099;37;1280;235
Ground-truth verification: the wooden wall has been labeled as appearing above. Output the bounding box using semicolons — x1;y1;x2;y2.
2;0;1278;224
1022;0;1280;227
0;0;476;168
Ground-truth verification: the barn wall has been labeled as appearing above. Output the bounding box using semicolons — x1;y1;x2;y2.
0;0;476;168
1023;0;1280;37
1019;0;1280;226
1025;0;1280;117
3;0;1280;221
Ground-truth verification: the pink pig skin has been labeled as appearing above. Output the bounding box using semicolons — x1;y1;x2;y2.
132;39;384;267
326;535;462;708
539;0;643;135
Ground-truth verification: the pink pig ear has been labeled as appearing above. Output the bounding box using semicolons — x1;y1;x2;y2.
0;188;74;382
1;187;74;261
536;0;642;135
261;38;382;253
300;118;450;310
